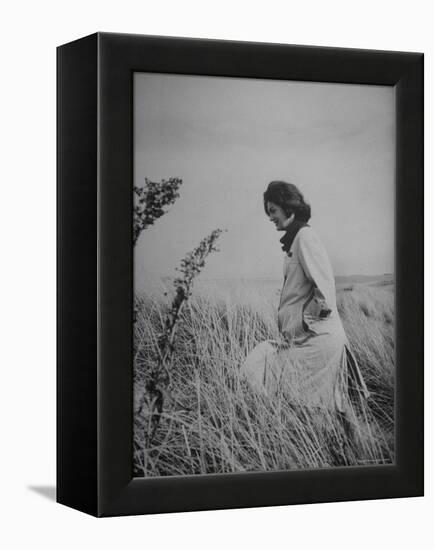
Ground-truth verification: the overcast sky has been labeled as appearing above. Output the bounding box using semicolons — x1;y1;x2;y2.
134;73;395;292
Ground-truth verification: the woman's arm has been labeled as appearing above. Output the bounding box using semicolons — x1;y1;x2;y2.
297;227;337;312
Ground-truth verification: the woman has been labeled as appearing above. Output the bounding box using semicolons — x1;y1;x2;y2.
242;181;368;414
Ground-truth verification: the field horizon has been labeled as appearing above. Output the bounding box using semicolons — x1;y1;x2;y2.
133;275;395;477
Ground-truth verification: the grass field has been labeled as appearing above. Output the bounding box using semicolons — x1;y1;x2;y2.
133;277;395;477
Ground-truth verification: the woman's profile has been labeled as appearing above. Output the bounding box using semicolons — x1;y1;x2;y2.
242;181;369;419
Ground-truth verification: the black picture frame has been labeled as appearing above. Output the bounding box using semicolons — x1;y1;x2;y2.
57;32;423;517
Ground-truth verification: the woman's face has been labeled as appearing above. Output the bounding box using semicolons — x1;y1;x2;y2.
267;201;294;231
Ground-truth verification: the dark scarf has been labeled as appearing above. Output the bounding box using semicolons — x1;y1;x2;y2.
279;220;309;256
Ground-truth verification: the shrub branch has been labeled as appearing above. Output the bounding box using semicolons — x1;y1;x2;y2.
138;228;227;446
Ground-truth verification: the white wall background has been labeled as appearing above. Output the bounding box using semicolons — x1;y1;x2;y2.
0;1;431;548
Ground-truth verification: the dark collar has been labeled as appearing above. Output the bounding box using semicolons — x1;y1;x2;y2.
279;220;309;255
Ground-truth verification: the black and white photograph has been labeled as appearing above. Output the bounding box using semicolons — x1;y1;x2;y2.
1;0;430;539
133;73;395;477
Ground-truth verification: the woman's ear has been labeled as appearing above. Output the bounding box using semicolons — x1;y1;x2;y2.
284;212;295;227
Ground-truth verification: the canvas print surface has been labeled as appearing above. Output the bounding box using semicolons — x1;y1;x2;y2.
133;73;395;477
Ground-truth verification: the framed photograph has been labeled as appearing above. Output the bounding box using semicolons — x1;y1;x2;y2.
57;32;423;517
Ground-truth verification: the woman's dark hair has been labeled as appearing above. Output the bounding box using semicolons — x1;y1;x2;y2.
263;180;311;222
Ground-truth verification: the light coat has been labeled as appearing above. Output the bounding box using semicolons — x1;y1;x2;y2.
241;226;368;411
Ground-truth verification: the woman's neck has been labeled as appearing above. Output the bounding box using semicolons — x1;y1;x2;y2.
279;219;309;253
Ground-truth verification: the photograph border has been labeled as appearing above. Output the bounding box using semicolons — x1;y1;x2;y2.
57;32;423;517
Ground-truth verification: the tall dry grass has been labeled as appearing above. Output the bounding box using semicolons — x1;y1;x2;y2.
133;282;394;476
